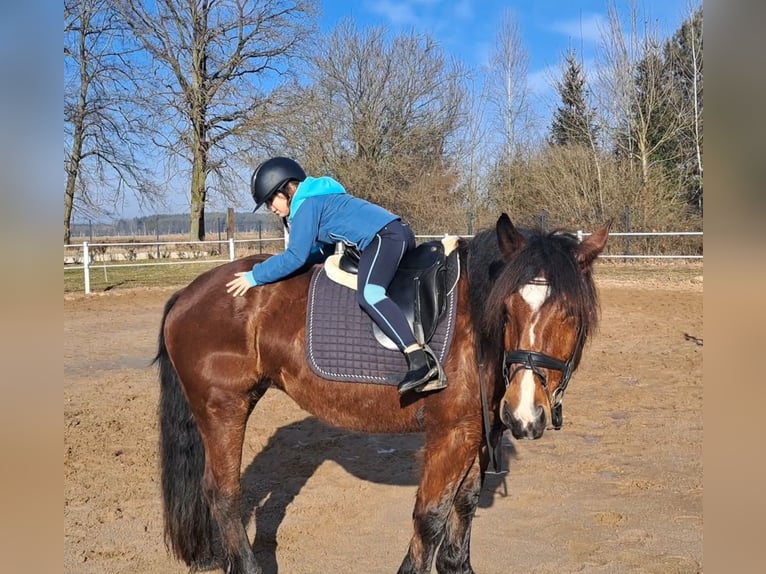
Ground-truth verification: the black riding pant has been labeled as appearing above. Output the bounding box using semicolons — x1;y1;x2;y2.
356;219;417;351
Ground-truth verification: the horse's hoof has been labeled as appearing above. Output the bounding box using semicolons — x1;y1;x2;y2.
189;557;223;572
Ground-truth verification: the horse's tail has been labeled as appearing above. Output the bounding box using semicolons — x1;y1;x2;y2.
154;291;221;569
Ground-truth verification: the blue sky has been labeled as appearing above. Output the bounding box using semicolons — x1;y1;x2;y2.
111;0;694;220
319;0;691;97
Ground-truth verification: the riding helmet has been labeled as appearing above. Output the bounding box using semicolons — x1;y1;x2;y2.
250;157;306;211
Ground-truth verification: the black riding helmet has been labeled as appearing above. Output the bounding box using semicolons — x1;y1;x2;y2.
250;157;307;211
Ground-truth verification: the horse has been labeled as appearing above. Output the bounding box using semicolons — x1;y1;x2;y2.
154;213;609;574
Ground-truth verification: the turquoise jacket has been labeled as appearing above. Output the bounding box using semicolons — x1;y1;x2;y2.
245;177;398;285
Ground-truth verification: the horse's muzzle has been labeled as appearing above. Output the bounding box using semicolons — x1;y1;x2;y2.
502;402;546;440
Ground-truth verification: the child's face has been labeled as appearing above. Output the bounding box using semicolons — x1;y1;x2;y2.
267;192;290;217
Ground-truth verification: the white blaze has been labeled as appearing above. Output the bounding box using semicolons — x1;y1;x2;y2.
513;280;550;425
519;281;549;315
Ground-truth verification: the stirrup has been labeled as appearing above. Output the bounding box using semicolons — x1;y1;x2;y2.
397;363;438;394
416;376;447;393
414;345;447;393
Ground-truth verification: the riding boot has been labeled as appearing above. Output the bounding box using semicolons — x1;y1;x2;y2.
397;347;439;394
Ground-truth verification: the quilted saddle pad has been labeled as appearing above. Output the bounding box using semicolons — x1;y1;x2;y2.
305;266;458;385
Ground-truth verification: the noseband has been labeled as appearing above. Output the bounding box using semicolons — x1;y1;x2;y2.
503;321;586;429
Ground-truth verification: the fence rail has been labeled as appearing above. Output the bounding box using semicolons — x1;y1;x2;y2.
64;231;702;294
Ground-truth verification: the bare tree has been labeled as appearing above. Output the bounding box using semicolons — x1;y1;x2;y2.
275;20;468;231
597;1;682;186
484;11;532;162
64;0;156;244
478;10;539;224
451;78;495;234
686;7;703;212
116;0;317;240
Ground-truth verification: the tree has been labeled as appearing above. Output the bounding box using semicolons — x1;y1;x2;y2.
116;0;317;240
275;20;468;232
664;5;703;213
625;37;682;187
597;2;684;187
549;50;599;148
547;50;605;219
484;11;533;162
64;0;155;244
479;10;536;227
591;1;699;230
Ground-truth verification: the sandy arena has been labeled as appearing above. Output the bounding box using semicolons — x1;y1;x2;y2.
64;269;702;573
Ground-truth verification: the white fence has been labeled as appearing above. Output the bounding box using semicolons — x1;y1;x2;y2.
64;231;702;294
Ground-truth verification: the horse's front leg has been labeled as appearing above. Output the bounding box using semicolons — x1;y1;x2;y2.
435;456;482;574
398;428;478;574
196;390;262;574
436;429;503;574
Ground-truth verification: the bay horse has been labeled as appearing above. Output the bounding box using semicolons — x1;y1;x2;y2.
154;214;609;574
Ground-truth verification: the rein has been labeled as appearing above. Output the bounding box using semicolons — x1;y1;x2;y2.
478;362;505;474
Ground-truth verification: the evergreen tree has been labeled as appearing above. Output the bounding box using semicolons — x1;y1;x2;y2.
664;7;703;213
549;50;598;147
633;47;677;167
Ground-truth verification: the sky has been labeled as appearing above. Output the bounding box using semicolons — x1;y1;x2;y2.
111;0;693;220
319;0;690;96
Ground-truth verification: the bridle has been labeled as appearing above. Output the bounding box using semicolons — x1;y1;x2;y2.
478;272;589;473
502;320;586;430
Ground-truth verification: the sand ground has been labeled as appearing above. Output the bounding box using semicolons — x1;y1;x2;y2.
64;271;702;573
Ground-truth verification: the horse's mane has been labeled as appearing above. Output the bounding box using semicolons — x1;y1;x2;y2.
461;228;504;323
461;226;600;365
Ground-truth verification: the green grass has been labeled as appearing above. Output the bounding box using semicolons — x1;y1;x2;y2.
64;258;703;295
64;261;226;294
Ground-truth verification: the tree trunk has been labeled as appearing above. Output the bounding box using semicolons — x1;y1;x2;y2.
189;150;207;241
65;108;86;245
690;21;703;213
64;172;77;245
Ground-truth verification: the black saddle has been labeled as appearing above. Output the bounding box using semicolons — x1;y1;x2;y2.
339;241;457;350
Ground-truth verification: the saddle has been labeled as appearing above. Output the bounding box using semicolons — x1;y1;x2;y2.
324;238;460;350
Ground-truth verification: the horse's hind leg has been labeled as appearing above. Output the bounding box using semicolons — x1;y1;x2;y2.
435;456;482;574
194;387;263;574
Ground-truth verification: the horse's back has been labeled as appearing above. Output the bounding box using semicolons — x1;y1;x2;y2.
167;255;312;323
162;257;313;388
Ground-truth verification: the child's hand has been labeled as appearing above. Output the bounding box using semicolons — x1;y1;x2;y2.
226;272;253;297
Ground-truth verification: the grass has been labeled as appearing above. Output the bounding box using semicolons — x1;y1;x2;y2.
64;258;703;295
64;261;224;294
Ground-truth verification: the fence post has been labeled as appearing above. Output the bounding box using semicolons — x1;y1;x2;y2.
623;206;631;263
227;207;235;239
228;237;235;261
83;241;91;294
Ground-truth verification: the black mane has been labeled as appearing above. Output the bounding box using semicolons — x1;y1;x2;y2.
462;226;600;365
462;227;505;324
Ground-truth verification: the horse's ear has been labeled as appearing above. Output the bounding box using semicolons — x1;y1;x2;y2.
496;213;525;261
576;221;611;270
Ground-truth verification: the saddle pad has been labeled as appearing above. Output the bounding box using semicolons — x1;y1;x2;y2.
306;266;458;385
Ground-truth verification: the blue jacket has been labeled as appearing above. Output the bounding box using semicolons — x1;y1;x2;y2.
245;176;398;285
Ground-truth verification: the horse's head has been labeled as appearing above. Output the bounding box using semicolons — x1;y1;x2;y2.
485;214;609;440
